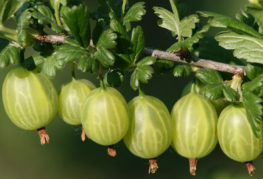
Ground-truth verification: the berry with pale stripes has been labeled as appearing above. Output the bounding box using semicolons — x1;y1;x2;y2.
171;92;218;175
124;95;172;174
217;104;263;176
81;87;129;155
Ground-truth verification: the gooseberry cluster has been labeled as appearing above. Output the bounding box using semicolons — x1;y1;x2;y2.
1;67;262;176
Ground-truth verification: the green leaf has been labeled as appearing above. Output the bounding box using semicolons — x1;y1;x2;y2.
195;69;223;84
245;64;263;80
180;14;199;37
173;65;192;77
103;70;124;87
130;26;144;63
123;2;146;31
130;56;156;90
78;56;98;73
153;6;181;37
202;83;224;100
95;46;115;67
222;85;239;102
242;73;263;92
50;0;67;26
62;4;90;47
42;55;58;77
243;91;262;137
0;43;20;68
246;6;263;34
199;11;263;39
96;29;117;49
32;4;63;33
167;25;210;52
17;9;36;47
215;31;263;64
137;57;156;66
0;0;26;23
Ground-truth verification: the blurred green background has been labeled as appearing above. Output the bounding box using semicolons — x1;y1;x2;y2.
1;0;263;178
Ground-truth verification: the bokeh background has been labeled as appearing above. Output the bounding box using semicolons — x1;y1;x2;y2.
1;0;262;178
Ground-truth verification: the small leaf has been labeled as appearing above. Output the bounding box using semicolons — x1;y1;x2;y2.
243;91;262;137
42;55;57;77
96;29;117;49
62;4;90;47
195;69;223;84
0;43;20;68
153;6;181;37
103;70;124;87
245;64;263;80
17;9;37;46
167;25;210;52
222;85;239;102
247;6;263;34
95;46;115;67
180;14;199;37
0;0;26;23
137;57;156;66
130;70;139;90
199;11;263;39
55;44;88;64
78;56;98;73
123;2;146;31
173;65;192;77
242;73;263;92
202;83;224;100
130;26;145;64
215;31;263;64
32;4;63;33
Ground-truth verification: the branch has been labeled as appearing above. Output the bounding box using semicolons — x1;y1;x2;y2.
143;48;245;75
35;34;245;75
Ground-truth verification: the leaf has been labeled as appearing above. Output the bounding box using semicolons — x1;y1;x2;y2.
94;46;115;67
0;0;26;23
246;6;263;34
173;65;192;77
243;91;262;137
199;11;263;39
62;4;90;47
78;56;98;73
0;43;20;68
123;2;146;31
180;14;199;37
195;69;223;84
32;4;63;33
245;64;263;80
215;31;263;64
42;55;58;77
17;9;36;47
167;25;210;52
130;26;144;63
202;83;224;100
103;70;124;87
242;73;263;92
96;29;117;49
222;85;239;102
137;57;156;66
130;57;155;90
153;6;181;37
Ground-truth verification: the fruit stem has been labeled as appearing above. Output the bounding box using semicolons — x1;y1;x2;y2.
107;145;117;157
139;87;145;96
37;127;50;145
72;63;76;79
81;126;87;142
245;161;256;176
230;74;242;92
148;159;158;174
189;158;198;176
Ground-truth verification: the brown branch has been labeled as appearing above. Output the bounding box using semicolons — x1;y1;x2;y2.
143;48;245;75
35;34;246;75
